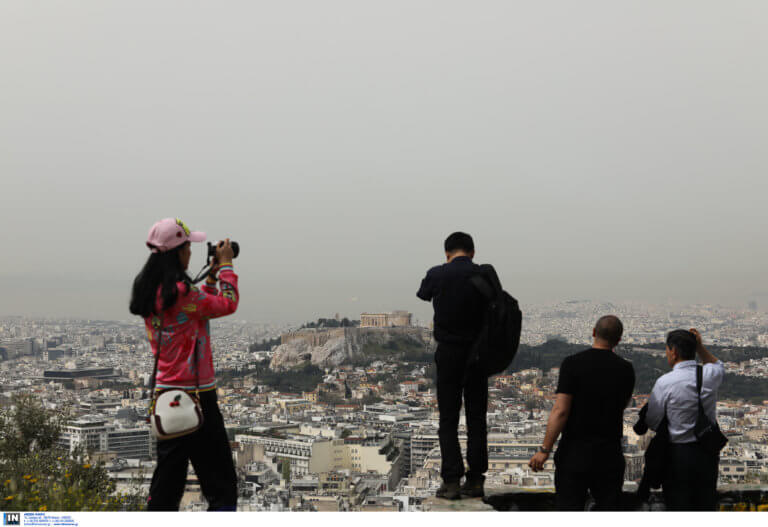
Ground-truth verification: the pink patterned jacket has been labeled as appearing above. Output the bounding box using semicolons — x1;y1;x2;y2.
144;264;239;391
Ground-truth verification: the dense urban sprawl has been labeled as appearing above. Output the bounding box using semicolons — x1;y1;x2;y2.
1;301;767;511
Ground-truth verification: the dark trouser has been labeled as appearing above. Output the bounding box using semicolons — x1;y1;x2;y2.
147;390;238;511
435;343;488;483
663;442;719;511
554;444;625;511
554;463;625;511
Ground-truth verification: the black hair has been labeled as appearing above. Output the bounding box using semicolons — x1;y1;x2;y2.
129;243;191;318
666;329;697;360
444;232;474;254
594;315;623;347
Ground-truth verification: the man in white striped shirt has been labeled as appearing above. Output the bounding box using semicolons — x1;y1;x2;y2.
645;328;724;511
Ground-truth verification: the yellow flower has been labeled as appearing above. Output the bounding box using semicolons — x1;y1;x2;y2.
3;480;9;486
23;475;32;480
39;505;48;511
4;495;14;500
82;464;91;469
65;473;71;478
31;478;38;483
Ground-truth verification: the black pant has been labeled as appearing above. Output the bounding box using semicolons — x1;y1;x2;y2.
663;442;719;511
435;343;488;483
554;443;625;511
554;463;625;511
147;390;238;511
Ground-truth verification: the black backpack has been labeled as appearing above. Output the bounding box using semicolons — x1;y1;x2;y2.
467;264;522;377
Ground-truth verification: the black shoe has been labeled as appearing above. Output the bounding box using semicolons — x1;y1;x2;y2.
460;475;485;498
436;481;461;500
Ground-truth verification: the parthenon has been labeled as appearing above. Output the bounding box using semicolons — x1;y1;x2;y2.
360;311;412;328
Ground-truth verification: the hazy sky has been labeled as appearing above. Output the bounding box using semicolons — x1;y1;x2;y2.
1;1;767;324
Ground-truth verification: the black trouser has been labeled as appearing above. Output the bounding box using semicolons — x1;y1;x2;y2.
662;442;719;511
554;443;625;511
147;390;238;511
435;343;488;483
554;463;625;511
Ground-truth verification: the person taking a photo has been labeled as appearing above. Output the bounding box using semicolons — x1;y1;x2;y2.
130;218;239;511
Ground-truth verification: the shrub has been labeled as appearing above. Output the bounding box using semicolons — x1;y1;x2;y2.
0;394;144;511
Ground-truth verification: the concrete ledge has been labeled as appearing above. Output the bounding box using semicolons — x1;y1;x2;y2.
481;487;768;511
422;496;495;512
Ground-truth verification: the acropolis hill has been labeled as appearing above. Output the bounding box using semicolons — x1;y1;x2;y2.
270;312;430;371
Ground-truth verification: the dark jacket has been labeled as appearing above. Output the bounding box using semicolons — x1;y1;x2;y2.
417;256;486;345
635;403;670;500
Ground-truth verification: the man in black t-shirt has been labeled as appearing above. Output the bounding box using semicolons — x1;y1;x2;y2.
528;315;635;511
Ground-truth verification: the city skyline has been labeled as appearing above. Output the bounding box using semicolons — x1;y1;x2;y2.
1;297;766;329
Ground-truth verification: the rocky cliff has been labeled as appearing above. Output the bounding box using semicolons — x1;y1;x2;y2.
269;327;433;371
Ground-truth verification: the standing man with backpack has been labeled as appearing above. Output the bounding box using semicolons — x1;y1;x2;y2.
417;232;521;500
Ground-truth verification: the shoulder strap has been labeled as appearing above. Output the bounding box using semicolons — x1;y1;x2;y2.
696;364;707;415
470;274;495;300
147;314;163;416
149;315;163;394
194;330;200;394
696;364;703;397
469;264;501;301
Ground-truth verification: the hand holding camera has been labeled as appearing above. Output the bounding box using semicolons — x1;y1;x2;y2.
216;239;236;264
204;239;239;284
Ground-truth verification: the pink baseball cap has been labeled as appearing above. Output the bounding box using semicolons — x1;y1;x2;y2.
146;218;206;253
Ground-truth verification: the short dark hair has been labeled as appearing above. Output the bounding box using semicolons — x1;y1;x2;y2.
666;330;697;360
594;315;623;347
444;232;474;254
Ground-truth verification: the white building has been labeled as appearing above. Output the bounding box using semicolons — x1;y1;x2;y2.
58;417;153;460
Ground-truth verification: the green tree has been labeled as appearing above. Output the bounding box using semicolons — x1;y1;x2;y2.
0;394;144;511
380;379;400;394
249;337;282;352
280;459;291;483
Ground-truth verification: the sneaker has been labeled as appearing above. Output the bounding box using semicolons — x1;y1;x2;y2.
436;481;461;500
460;475;485;498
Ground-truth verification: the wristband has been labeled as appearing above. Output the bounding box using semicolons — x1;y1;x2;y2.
539;446;552;454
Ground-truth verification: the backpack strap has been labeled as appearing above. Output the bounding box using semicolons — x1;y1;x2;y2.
469;264;501;301
470;274;495;300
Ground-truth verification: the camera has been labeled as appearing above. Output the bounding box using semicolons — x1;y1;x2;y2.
207;240;240;262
